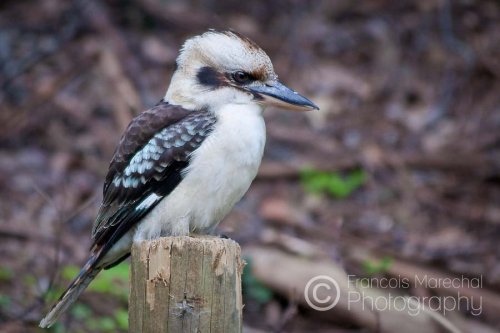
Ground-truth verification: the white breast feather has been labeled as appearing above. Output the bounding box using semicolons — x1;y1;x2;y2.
134;104;266;241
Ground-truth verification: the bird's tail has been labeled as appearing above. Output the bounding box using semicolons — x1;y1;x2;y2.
39;259;101;328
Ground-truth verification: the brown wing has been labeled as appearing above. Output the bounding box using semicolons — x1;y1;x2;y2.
90;101;216;263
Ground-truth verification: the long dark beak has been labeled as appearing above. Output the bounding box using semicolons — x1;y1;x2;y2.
249;81;319;111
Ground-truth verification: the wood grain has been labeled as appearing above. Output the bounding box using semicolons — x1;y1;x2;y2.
129;236;243;333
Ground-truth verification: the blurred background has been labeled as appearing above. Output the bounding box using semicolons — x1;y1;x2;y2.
1;0;499;332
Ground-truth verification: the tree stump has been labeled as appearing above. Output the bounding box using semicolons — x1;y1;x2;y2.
129;236;243;333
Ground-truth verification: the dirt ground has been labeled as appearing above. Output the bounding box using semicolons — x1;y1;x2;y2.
1;0;499;332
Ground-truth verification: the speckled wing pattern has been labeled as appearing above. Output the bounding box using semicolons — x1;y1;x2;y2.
91;101;216;262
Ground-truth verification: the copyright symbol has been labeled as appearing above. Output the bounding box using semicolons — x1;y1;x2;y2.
304;275;340;311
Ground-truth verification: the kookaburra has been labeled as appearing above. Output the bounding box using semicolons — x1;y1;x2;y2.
40;30;318;328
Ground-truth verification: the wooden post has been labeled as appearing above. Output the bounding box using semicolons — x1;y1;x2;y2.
129;236;243;333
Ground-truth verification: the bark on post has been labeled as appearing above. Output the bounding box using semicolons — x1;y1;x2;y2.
129;236;243;333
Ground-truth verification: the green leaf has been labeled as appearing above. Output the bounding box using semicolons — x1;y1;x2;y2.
362;256;393;275
71;303;92;320
114;308;129;330
48;322;64;333
62;265;80;280
0;267;13;281
0;294;11;308
23;274;36;287
300;168;367;198
88;262;129;301
242;257;273;304
62;262;129;302
43;286;65;303
87;317;117;331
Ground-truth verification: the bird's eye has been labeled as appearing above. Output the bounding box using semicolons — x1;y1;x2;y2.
232;71;252;84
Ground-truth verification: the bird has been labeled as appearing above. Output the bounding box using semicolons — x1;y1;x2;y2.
39;29;318;328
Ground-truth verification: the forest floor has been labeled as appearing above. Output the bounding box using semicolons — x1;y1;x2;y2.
1;0;499;332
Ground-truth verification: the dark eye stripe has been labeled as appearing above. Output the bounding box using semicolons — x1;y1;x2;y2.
197;66;225;88
197;66;259;89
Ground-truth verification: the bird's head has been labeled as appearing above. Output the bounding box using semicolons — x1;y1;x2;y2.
165;30;319;112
